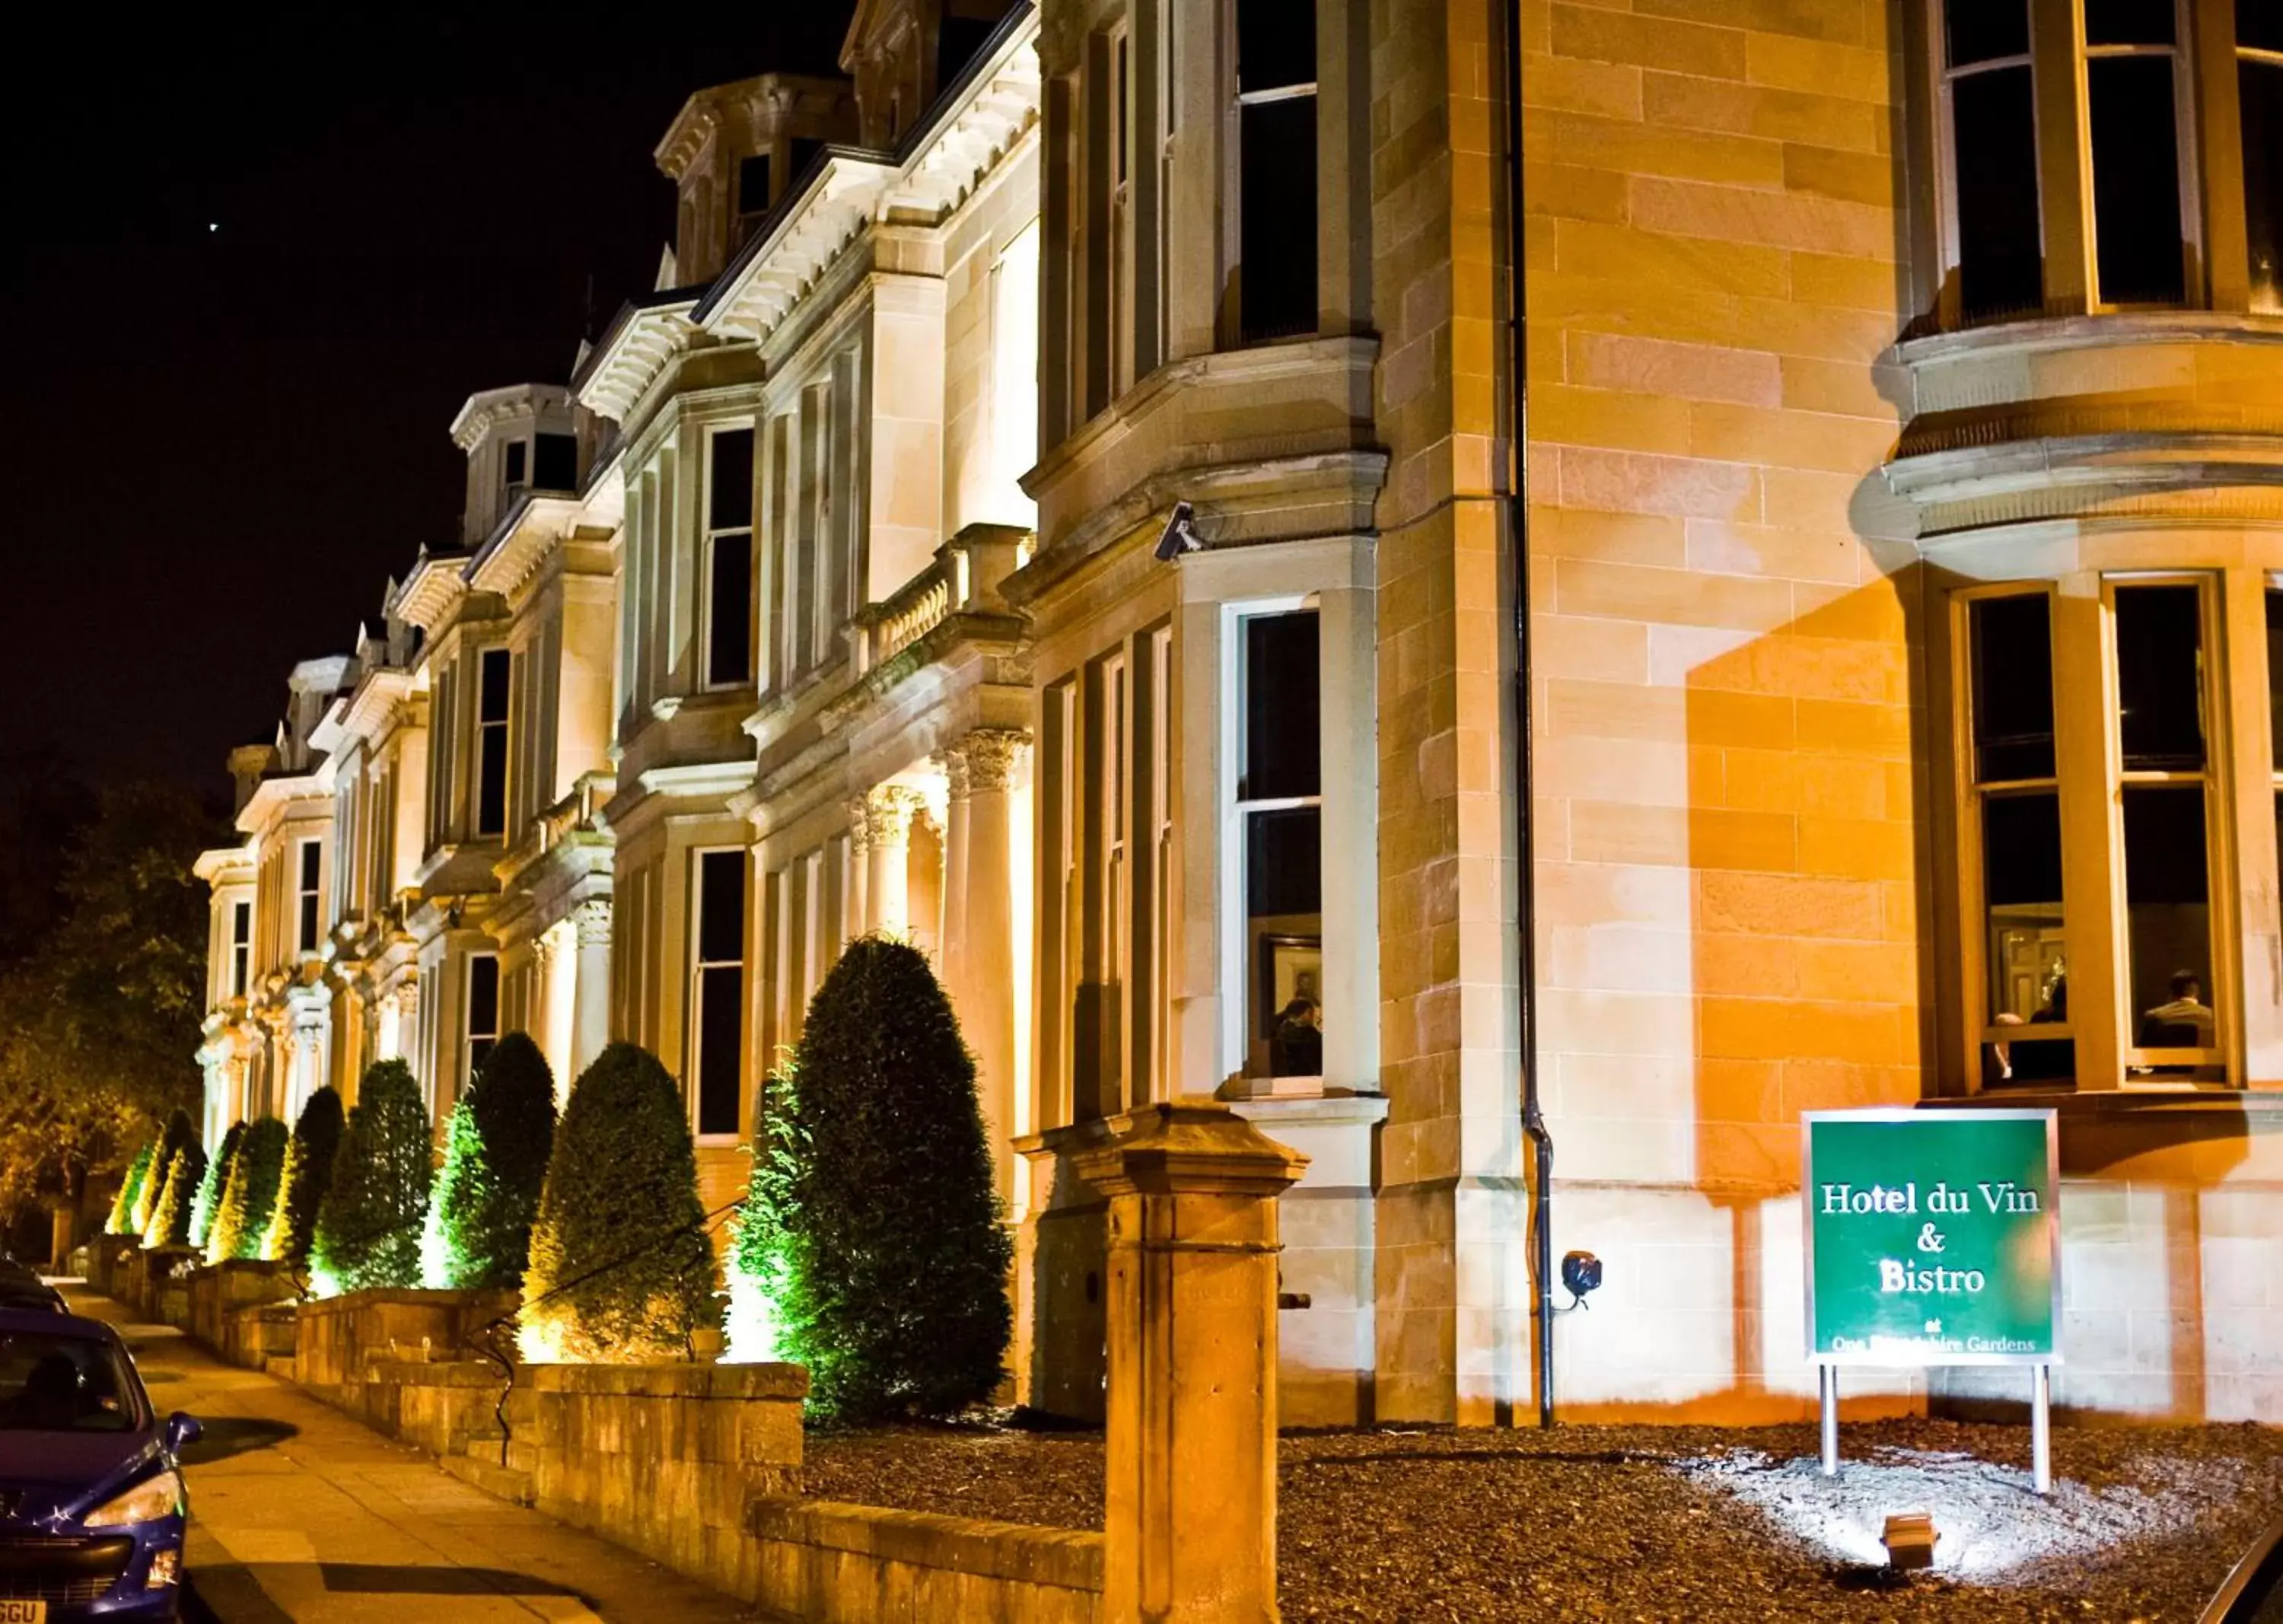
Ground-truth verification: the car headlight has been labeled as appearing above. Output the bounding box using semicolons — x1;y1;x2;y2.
83;1470;185;1528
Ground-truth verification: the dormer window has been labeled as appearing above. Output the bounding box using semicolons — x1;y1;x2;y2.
533;431;578;492
738;154;772;218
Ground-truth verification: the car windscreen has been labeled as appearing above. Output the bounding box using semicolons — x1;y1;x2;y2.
0;1331;143;1432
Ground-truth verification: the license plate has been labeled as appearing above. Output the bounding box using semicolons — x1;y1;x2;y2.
0;1601;46;1623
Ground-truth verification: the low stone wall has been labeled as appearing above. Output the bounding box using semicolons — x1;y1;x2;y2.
366;1359;511;1458
85;1234;139;1299
141;1246;199;1326
224;1301;300;1372
188;1259;298;1351
747;1498;1103;1624
508;1362;807;1600
295;1288;517;1417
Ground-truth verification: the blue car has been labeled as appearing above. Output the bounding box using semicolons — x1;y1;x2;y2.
0;1308;201;1621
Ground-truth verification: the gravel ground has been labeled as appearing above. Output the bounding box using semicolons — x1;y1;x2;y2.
803;1416;2283;1621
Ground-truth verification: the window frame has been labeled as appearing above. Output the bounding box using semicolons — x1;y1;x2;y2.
2078;0;2202;311
2103;572;2233;1076
295;838;323;955
687;845;749;1146
1227;0;1321;347
2239;12;2283;310
1931;0;2046;326
230;900;252;998
1217;594;1324;1081
701;423;758;693
465;952;501;1082
473;645;513;839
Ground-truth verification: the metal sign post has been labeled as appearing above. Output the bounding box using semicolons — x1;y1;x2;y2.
1804;1108;2062;1494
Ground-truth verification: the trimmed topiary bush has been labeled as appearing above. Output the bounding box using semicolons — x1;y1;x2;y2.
521;1042;719;1363
209;1116;288;1265
143;1139;205;1250
310;1061;434;1295
132;1110;196;1238
189;1121;244;1254
107;1142;157;1236
263;1087;344;1269
423;1032;557;1291
735;936;1011;1419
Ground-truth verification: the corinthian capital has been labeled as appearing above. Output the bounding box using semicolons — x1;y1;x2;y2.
574;897;613;947
862;784;928;849
959;728;1030;793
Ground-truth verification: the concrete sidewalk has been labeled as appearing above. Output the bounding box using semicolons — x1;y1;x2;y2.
65;1285;763;1622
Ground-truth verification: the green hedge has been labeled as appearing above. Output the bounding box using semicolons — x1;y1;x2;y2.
263;1087;345;1269
310;1061;434;1294
188;1122;244;1254
424;1032;556;1290
132;1110;196;1237
522;1043;718;1362
106;1142;155;1236
737;937;1011;1420
208;1116;288;1265
142;1138;205;1250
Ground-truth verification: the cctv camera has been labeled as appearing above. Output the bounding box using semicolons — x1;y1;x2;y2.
1154;501;1200;563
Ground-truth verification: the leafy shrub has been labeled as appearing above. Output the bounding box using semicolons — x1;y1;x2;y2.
142;1139;205;1250
208;1116;288;1264
423;1033;556;1290
521;1043;718;1362
188;1122;244;1253
737;937;1011;1419
310;1061;434;1295
132;1110;196;1237
106;1142;156;1236
262;1087;344;1268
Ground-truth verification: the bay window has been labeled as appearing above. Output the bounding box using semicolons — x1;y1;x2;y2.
1234;0;1318;343
1959;575;2240;1088
466;954;501;1078
690;847;747;1141
704;426;756;689
1227;603;1322;1081
474;646;511;839
1928;0;2279;323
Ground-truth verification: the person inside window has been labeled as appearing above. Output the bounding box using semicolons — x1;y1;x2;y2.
2139;970;2215;1049
1269;997;1322;1078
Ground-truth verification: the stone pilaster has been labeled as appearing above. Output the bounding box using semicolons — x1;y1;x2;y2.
861;785;926;938
572;899;612;1091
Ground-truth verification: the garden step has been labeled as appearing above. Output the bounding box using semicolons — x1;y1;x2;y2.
440;1450;533;1507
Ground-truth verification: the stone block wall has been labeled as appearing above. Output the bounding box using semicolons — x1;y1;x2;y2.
294;1288;518;1412
510;1361;808;1601
747;1498;1103;1624
364;1359;512;1457
188;1259;298;1351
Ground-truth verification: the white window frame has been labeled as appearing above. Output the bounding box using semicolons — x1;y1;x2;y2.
230;900;252;998
701;422;757;693
295;838;323;955
1216;594;1321;1080
688;845;748;1145
465;952;501;1084
473;645;512;839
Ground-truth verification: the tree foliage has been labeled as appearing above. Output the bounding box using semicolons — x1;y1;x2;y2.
189;1121;244;1253
522;1043;718;1363
0;784;214;1230
310;1062;434;1294
209;1116;287;1265
105;1142;155;1237
143;1139;205;1250
262;1087;344;1268
736;937;1011;1420
424;1032;556;1290
134;1110;196;1239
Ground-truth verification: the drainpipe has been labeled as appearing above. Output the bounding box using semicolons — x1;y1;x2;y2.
1498;0;1555;1429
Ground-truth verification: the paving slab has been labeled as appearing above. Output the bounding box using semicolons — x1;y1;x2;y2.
63;1286;763;1623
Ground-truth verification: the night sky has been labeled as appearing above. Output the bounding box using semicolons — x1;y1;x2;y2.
2;7;856;801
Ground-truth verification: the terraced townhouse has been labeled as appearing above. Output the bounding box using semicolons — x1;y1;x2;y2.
196;0;2282;1427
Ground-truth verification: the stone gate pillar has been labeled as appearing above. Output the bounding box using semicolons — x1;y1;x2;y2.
1078;1099;1308;1623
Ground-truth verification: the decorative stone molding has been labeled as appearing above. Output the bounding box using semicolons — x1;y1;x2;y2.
862;785;928;850
957;728;1030;794
845;797;872;855
574;898;613;948
940;750;971;804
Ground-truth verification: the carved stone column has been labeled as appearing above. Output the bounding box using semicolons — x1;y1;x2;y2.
845;796;872;944
861;785;926;939
572;899;613;1093
944;730;1028;1211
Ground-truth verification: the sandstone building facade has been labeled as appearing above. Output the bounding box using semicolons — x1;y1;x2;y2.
198;0;2282;1425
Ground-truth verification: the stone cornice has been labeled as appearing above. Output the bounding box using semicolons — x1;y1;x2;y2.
391;548;475;631
697;154;895;344
193;844;255;885
235;772;329;837
449;384;571;451
575;295;701;424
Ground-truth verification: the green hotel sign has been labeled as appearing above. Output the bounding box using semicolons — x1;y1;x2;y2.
1804;1109;2061;1365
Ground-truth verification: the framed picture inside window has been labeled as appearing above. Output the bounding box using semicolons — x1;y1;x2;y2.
1258;935;1323;1035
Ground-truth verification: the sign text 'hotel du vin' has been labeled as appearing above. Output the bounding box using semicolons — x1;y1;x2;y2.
1803;1108;2061;1365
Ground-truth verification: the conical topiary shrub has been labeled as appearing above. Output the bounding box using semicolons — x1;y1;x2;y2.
189;1121;244;1254
107;1141;156;1236
143;1140;205;1250
262;1087;344;1269
521;1043;718;1363
310;1060;434;1296
423;1032;556;1290
133;1110;196;1237
736;936;1011;1419
209;1116;288;1265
